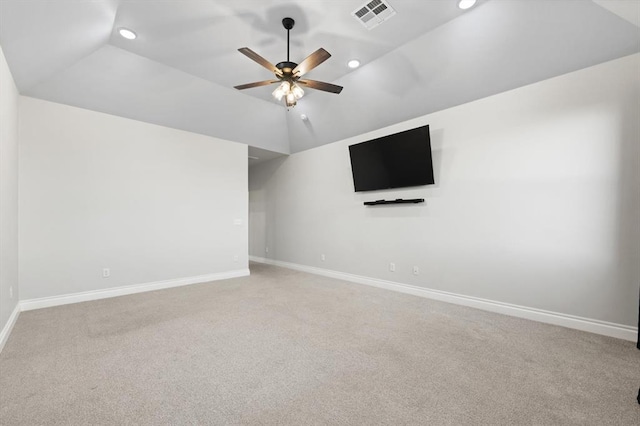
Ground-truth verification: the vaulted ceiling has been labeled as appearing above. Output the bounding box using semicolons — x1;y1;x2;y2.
1;0;638;162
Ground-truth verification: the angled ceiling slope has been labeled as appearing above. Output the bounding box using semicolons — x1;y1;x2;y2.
0;0;638;155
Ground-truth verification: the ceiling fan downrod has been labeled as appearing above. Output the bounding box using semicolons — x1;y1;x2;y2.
282;17;294;63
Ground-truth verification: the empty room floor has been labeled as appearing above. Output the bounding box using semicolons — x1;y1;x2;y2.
1;262;638;425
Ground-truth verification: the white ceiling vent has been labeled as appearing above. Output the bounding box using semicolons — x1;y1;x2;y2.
352;0;397;30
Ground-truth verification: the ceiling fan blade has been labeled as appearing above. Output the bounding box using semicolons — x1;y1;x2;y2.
292;48;331;77
238;47;282;76
298;79;343;94
234;80;280;90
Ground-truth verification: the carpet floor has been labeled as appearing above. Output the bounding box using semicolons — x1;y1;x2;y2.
1;262;638;425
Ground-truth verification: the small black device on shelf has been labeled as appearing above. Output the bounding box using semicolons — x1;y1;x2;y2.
363;198;424;206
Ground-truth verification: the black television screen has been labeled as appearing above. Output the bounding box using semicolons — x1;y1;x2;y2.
348;125;435;192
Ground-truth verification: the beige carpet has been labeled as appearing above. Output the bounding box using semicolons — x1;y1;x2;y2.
1;262;638;425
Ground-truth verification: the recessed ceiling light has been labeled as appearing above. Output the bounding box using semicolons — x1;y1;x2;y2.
118;28;137;40
347;59;360;69
458;0;477;10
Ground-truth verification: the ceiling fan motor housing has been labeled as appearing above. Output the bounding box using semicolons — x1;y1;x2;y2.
276;61;298;76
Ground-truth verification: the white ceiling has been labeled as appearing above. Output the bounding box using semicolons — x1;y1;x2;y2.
1;0;638;159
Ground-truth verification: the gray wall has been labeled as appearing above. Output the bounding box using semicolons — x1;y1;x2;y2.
19;97;248;300
250;54;640;327
0;46;20;336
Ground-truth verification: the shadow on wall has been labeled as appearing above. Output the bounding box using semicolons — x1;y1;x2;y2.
249;156;288;258
615;92;640;342
429;126;445;189
613;80;640;402
249;156;287;192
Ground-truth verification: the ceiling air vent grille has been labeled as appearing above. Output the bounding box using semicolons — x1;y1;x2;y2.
352;0;396;30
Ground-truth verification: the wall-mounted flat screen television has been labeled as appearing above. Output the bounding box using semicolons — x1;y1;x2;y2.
348;125;435;192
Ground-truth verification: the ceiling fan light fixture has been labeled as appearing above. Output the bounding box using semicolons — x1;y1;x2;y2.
118;28;137;40
272;81;290;101
291;83;304;99
458;0;477;10
272;80;304;106
285;93;297;108
347;59;360;69
272;89;284;101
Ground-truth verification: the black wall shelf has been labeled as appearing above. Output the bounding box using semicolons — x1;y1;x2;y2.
364;198;424;206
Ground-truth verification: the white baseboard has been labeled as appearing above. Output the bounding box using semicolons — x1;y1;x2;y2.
0;303;21;353
20;269;250;312
249;256;638;342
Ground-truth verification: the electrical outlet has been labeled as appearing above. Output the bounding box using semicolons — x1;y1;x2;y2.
413;266;419;275
321;254;326;261
234;255;239;262
265;246;269;253
102;268;110;278
9;286;13;299
389;262;396;272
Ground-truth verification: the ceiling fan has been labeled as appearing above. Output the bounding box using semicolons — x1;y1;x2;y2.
234;17;343;108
